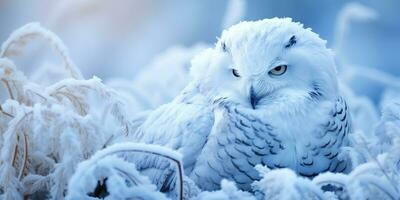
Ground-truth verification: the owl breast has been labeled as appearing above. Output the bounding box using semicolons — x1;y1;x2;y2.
190;98;350;191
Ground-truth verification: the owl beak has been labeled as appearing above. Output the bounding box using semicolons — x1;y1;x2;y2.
249;86;258;109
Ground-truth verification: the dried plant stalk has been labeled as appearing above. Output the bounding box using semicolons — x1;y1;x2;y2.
8;112;32;182
98;147;184;200
12;132;29;180
0;58;25;101
2;79;14;100
0;23;83;80
0;104;14;118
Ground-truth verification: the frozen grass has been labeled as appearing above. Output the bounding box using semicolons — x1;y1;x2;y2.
0;23;136;199
0;23;83;80
66;143;180;200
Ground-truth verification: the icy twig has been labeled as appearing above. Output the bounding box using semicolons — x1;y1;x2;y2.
0;22;83;80
0;104;14;118
88;142;184;200
222;0;246;29
358;135;400;195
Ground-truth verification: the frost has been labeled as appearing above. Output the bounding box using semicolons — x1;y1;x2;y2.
334;2;378;53
0;8;400;200
66;143;174;200
0;23;137;199
0;22;83;80
252;166;325;200
222;0;247;29
196;180;255;200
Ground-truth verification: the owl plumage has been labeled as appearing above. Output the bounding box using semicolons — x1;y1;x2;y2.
190;97;351;191
132;17;352;193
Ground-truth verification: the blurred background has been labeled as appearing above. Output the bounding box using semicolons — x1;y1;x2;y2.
1;0;399;76
1;0;400;132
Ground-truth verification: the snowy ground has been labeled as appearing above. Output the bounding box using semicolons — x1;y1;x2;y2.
0;1;400;200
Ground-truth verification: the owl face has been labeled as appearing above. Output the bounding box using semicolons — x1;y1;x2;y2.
193;18;339;111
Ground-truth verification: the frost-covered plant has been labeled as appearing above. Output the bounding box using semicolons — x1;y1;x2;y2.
333;2;378;55
195;180;255;200
222;0;247;29
251;156;400;200
0;23;136;199
66;143;177;200
66;142;207;200
0;22;83;80
313;162;399;199
252;166;326;200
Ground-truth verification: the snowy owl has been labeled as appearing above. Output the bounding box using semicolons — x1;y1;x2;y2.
133;18;351;192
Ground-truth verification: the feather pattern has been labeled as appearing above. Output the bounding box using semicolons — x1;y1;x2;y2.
299;96;352;177
190;97;351;191
131;83;214;191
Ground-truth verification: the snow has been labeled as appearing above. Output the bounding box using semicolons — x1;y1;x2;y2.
66;143;174;200
196;180;255;200
0;2;400;200
252;166;325;200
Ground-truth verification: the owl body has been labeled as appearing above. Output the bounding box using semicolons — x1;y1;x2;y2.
133;18;352;192
134;82;214;174
190;96;351;191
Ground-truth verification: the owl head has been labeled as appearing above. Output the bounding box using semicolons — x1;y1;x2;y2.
190;18;338;111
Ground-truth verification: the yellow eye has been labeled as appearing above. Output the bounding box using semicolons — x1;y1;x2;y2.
269;65;287;76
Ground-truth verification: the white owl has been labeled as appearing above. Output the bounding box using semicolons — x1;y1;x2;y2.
132;18;352;193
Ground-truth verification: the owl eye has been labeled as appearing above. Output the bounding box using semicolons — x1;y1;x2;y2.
232;69;241;77
269;65;287;76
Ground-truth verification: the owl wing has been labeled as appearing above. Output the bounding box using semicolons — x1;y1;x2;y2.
298;97;352;177
190;105;283;191
130;99;214;191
